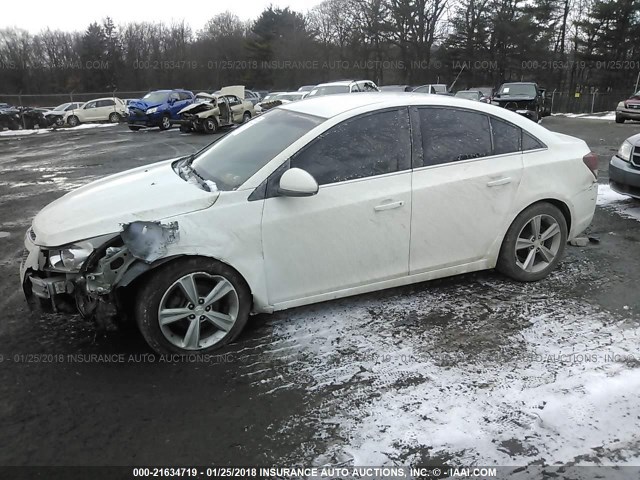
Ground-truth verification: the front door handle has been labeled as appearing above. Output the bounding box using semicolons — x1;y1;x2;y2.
374;200;405;212
486;177;512;187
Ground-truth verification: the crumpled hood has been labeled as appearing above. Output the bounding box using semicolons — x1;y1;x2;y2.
32;159;219;247
129;99;162;111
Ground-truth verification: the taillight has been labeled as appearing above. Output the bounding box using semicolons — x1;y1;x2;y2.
583;151;598;178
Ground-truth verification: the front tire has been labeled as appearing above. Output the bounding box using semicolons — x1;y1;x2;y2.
135;257;251;355
202;117;217;134
243;112;251;123
67;115;79;127
496;202;568;282
615;114;625;124
159;114;171;130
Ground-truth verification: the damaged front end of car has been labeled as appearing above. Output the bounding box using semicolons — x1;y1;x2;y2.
21;221;181;330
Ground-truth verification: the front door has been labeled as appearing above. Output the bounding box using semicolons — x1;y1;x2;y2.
261;108;413;305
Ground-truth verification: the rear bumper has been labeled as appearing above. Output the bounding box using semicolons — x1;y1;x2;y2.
568;182;598;239
609;155;640;199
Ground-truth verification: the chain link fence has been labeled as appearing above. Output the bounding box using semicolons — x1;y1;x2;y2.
546;90;626;114
0;88;630;113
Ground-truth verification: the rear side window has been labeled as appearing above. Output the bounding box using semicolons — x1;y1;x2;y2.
523;131;545;150
291;108;411;185
491;117;521;154
98;99;115;107
418;107;492;165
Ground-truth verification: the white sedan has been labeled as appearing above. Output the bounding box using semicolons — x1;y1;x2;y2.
21;94;598;354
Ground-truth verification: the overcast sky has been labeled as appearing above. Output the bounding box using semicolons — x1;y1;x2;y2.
1;0;323;33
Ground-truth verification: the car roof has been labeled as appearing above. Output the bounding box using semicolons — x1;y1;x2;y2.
280;92;524;121
315;81;354;87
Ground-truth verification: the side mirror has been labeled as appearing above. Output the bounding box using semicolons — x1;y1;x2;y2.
278;168;319;197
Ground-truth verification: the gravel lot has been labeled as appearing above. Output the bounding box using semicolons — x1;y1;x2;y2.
0;118;639;469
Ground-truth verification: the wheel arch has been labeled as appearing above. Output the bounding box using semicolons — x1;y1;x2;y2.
115;254;255;312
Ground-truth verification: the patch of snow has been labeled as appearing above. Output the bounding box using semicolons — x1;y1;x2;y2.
0;128;50;137
242;262;640;467
597;183;640;221
60;123;119;131
552;112;616;121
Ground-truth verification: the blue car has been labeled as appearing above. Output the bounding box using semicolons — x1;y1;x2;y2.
127;90;195;131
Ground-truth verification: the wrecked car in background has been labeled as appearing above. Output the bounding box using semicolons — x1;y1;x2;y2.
492;82;548;122
174;87;254;133
0;105;48;130
44;102;84;127
21;94;597;355
615;90;640;123
254;91;308;114
127;90;194;131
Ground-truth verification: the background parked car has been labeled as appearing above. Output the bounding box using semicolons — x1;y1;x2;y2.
610;133;640;198
64;98;126;127
615;91;640;123
454;90;486;102
298;85;316;92
244;90;262;106
0;106;47;130
307;80;379;97
413;84;449;94
43;102;83;127
380;85;414;92
492;82;547;122
255;91;308;114
471;86;495;102
174;87;255;134
127;90;194;131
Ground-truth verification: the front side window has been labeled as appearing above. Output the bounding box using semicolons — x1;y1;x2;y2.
84;102;96;109
290;108;411;185
191;109;324;191
418;107;492;166
308;85;350;97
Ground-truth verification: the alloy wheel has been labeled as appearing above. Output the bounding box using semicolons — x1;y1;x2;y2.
158;272;239;350
514;214;562;274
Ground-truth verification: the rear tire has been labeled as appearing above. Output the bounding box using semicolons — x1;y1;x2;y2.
109;112;121;123
496;202;568;282
135;257;251;355
128;126;141;131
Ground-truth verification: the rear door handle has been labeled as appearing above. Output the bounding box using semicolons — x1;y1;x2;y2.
486;177;512;187
374;200;405;211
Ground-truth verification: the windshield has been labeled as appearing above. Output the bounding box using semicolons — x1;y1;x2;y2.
53;103;71;111
142;91;170;104
308;85;350;97
191;109;324;190
499;84;537;97
455;91;479;100
278;94;304;101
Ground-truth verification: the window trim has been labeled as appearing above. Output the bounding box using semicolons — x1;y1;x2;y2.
414;106;548;168
287;106;413;187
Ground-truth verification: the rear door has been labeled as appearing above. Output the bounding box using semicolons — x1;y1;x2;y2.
409;107;524;274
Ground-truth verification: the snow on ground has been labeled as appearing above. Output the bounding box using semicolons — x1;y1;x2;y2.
552;112;616;121
0;123;118;138
237;258;640;468
597;183;640;221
